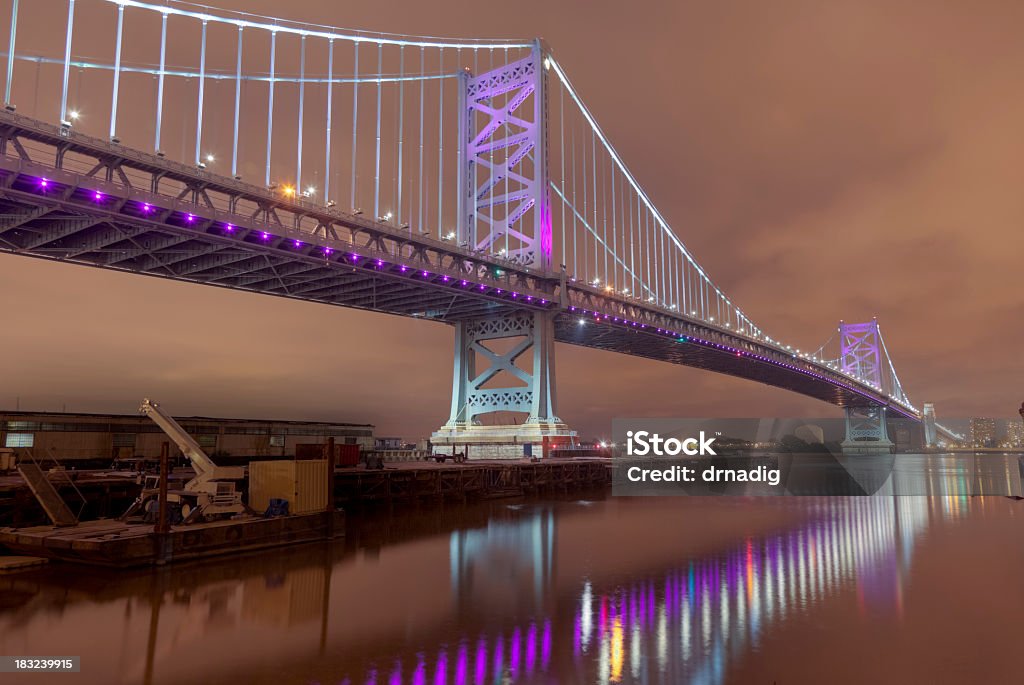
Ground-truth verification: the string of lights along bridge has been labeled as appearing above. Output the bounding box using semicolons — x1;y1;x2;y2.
0;0;959;450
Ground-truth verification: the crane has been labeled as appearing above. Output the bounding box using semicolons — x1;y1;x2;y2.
122;399;246;523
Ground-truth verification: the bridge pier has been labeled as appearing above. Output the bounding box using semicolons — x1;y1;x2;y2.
432;311;575;459
841;406;894;455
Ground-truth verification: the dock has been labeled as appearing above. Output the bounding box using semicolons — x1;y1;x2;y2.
0;511;345;568
332;459;611;506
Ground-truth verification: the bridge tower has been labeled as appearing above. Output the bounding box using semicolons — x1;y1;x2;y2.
839;320;894;454
922;403;938;448
432;41;575;458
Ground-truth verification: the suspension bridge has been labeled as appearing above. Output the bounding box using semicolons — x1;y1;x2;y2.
0;0;957;453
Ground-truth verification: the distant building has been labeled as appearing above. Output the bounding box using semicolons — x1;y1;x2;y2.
970;418;998;448
1003;420;1024;449
793;425;824;444
374;437;404;451
0;410;374;462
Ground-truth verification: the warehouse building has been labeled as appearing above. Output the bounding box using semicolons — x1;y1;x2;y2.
0;410;374;464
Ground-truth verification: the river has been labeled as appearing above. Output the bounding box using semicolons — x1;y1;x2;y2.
2;454;1024;684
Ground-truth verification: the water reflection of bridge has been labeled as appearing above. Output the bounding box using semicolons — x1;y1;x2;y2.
339;492;974;685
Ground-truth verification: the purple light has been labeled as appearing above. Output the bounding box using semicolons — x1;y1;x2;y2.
186;213;195;223
442;275;449;282
525;624;537;673
474;639;487;685
261;232;269;240
540;299;547;305
93;190;103;202
39;178;49;189
422;270;429;277
142;203;152;213
351;253;360;261
455;644;468;685
377;259;384;267
526;296;533;302
224;223;234;232
412;655;426;685
293;239;302;248
510;628;521;677
512;292;518;298
324;247;333;256
434;650;447;685
460;280;468;286
496;289;502;294
479;284;485;291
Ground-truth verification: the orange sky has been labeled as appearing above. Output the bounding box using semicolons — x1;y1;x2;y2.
1;0;1021;438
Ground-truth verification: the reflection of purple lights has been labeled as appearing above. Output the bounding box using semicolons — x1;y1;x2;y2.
509;627;521;677
525;624;537;673
475;639;487;685
492;634;504;682
541;620;552;669
364;669;376;685
455;644;468;685
433;650;447;685
412;654;426;685
389;662;401;685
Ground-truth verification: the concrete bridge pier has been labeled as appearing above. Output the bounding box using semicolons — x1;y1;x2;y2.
841;406;894;455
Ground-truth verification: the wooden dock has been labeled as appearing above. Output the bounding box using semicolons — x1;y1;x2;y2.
332;459;611;506
0;510;345;568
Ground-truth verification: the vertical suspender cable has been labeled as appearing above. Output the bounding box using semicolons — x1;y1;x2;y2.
296;35;306;191
231;27;243;178
350;42;359;210
606;154;614;288
571;113;577;280
397;45;405;229
591;130;597;282
59;0;75;125
418;47;424;233
559;84;565;267
195;20;207;167
373;42;382;220
154;12;167;152
437;49;444;234
324;39;334;204
108;4;124;140
4;0;18;107
265;31;276;187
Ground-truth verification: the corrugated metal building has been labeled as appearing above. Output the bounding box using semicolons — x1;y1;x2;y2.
0;410;374;462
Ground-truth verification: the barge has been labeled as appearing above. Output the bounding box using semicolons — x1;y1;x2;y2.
0;510;344;568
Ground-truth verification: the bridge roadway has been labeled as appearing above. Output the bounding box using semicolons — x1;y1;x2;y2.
0;109;918;420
